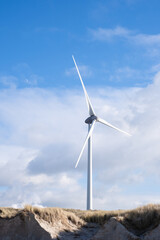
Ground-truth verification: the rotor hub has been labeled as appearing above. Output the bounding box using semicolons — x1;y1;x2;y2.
85;115;97;124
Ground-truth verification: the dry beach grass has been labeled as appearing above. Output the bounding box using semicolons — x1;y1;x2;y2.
24;205;84;227
65;204;159;224
1;203;160;228
0;205;84;226
1;204;160;239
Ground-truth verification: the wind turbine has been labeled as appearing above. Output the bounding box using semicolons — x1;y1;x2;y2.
72;56;131;210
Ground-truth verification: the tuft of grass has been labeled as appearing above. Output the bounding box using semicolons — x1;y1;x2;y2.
0;207;19;218
64;208;125;225
121;204;160;234
24;205;84;227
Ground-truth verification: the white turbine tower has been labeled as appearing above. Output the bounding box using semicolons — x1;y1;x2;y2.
72;56;131;210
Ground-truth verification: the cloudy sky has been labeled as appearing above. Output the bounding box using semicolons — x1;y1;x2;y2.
1;0;160;210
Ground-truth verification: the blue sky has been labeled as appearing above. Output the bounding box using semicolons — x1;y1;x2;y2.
1;0;160;210
1;0;160;88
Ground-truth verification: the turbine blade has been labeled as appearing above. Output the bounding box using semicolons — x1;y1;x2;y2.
97;117;131;136
75;121;96;168
72;55;95;116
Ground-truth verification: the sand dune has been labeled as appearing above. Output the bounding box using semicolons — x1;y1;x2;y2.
1;204;160;239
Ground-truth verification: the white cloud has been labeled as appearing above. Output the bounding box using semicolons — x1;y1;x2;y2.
65;65;93;78
1;72;160;209
90;26;160;46
108;66;147;85
107;185;122;193
0;63;44;88
90;26;131;41
94;193;160;210
133;33;160;45
151;63;160;73
24;74;42;86
0;76;17;88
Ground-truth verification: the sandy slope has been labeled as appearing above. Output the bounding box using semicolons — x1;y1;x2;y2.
92;218;140;240
0;210;99;240
92;217;160;240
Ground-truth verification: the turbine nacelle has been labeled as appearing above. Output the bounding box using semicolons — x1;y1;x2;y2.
85;115;97;124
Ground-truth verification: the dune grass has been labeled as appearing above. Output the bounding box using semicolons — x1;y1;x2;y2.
1;203;160;232
0;207;19;218
24;205;84;227
64;204;160;228
64;208;125;224
121;204;160;232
